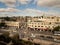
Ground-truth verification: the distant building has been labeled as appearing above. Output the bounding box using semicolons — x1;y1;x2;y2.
5;21;19;28
27;15;60;31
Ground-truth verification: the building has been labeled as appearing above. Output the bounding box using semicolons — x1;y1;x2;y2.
5;21;19;28
27;15;60;31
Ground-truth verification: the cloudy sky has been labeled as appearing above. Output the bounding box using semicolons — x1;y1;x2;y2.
0;0;60;16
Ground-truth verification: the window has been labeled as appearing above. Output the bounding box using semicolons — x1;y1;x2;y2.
41;26;43;27
45;26;47;27
38;26;40;27
39;17;41;19
52;17;54;19
48;26;50;28
41;16;43;18
49;22;51;24
35;26;37;27
57;19;59;21
38;29;40;30
41;23;43;25
52;26;54;28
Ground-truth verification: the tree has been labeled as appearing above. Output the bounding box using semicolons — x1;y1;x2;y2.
52;26;60;34
0;32;11;43
53;26;60;31
4;16;10;21
4;16;16;21
0;22;7;28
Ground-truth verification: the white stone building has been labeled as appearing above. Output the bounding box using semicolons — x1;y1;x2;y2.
5;21;19;28
27;16;60;31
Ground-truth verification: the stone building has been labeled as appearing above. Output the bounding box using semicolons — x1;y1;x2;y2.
5;21;19;29
27;15;60;31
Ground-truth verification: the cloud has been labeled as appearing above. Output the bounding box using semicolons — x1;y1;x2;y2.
19;0;32;4
24;9;42;14
0;8;60;16
0;8;20;12
0;0;16;7
0;0;60;8
23;8;60;16
17;8;60;16
37;0;60;8
0;8;21;17
0;0;32;7
22;9;43;16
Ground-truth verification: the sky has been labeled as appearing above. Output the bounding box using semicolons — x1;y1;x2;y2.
0;0;60;17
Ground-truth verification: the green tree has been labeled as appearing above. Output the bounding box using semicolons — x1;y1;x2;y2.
53;26;60;31
4;16;16;21
4;16;10;21
0;32;11;43
52;26;60;34
0;22;7;28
